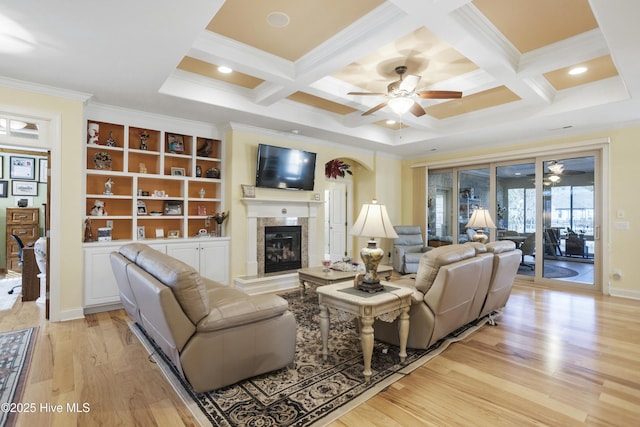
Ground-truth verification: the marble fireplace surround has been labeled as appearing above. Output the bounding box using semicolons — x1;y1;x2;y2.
235;198;323;294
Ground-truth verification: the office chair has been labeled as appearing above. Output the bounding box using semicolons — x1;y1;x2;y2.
7;234;25;295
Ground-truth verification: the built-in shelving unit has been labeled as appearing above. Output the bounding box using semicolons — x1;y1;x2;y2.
82;107;229;312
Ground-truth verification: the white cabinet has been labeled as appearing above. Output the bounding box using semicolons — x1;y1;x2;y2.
166;239;230;284
84;245;121;310
84;238;229;313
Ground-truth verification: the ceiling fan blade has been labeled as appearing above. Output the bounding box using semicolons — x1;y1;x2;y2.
399;74;421;92
409;101;426;117
362;101;388;116
417;90;463;99
348;92;387;96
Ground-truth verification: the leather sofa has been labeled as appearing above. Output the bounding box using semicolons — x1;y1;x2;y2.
110;243;296;392
392;225;431;274
374;240;521;349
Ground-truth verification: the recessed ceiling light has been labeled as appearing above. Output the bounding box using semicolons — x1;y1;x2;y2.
217;66;233;74
568;66;587;75
386;119;396;125
267;12;290;28
291;129;299;134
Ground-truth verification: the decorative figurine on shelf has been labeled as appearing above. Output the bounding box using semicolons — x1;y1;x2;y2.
90;200;108;216
84;218;95;242
103;177;114;195
105;131;117;147
139;130;149;150
197;139;213;157
195;165;202;177
139;163;147;174
199;188;206;198
210;211;229;237
87;123;99;144
206;167;220;178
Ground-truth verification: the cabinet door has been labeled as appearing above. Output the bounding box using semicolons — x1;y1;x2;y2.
166;243;200;270
84;247;120;307
199;241;229;285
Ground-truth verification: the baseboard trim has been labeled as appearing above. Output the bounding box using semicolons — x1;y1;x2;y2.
609;287;640;300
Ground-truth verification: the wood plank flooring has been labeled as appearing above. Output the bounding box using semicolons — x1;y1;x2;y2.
0;280;638;426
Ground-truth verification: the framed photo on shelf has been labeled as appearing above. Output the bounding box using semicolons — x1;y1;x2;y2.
137;200;147;215
170;167;185;176
167;230;180;238
241;184;255;198
166;133;185;154
10;156;36;180
137;226;145;240
0;180;7;198
155;228;165;238
12;180;38;196
163;201;183;215
39;158;48;183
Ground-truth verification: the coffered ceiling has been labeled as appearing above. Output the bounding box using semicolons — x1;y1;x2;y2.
0;0;638;158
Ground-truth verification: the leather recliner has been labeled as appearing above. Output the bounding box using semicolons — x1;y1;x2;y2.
392;225;431;274
110;243;296;392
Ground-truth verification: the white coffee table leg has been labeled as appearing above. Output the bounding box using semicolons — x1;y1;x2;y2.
319;303;329;361
360;314;374;382
398;306;410;362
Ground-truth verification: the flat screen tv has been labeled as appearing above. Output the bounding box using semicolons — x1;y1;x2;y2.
256;144;317;191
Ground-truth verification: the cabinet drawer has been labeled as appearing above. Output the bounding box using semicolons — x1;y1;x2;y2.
7;208;39;224
7;225;39;242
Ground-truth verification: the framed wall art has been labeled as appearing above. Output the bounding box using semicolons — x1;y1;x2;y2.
10;156;35;180
0;180;7;197
12;180;38;196
39;158;48;183
166;133;185;153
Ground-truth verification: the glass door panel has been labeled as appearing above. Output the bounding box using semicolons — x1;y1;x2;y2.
427;170;453;247
542;156;595;286
458;167;490;243
496;162;536;276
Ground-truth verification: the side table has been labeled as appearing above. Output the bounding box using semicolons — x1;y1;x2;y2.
317;280;412;382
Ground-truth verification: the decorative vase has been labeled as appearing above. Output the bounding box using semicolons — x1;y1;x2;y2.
214;222;223;237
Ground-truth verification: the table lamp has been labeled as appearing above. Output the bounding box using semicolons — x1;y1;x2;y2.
350;199;398;293
465;207;496;243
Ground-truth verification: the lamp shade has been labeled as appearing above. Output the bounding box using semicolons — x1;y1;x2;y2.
351;200;398;239
465;208;496;229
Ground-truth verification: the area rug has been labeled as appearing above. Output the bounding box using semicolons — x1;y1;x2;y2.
0;327;38;427
518;264;579;278
0;279;22;312
131;290;492;426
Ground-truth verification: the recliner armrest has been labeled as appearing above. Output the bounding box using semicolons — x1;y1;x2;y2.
197;291;290;332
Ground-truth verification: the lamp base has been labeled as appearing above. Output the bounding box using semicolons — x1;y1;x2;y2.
472;230;488;244
357;240;385;293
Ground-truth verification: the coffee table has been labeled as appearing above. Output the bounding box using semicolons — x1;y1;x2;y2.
298;264;393;297
317;280;412;381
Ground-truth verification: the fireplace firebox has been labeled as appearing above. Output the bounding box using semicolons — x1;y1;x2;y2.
264;226;302;273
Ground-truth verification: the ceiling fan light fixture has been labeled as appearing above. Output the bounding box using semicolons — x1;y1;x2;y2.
388;97;414;115
548;161;564;174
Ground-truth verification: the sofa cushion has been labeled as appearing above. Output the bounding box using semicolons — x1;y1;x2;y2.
136;247;210;324
198;289;290;332
119;242;149;263
486;240;516;253
414;245;476;294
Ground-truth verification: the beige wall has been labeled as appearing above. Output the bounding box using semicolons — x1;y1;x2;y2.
0;85;85;319
400;127;640;297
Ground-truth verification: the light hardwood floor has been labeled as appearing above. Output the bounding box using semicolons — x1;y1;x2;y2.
1;280;639;426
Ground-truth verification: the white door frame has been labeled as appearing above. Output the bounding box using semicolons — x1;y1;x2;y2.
324;179;353;261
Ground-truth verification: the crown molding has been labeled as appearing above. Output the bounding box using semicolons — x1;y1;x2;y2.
0;76;91;102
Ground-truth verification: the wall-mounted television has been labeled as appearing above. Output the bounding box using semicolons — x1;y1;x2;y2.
256;144;317;191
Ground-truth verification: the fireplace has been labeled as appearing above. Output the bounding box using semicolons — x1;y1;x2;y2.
264;226;302;273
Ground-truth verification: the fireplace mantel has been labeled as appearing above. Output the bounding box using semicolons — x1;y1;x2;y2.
237;197;323;294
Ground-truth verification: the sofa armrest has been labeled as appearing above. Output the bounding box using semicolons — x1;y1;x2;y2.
197;291;290;332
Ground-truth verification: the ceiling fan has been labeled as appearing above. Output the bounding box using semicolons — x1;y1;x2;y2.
348;66;462;117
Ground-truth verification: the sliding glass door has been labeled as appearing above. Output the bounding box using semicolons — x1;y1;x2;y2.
427;151;600;291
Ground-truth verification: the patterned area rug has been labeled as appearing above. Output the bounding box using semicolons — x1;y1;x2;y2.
518;264;579;278
131;290;492;426
0;327;38;427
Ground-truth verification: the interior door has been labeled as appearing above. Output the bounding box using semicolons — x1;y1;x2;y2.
325;182;348;262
